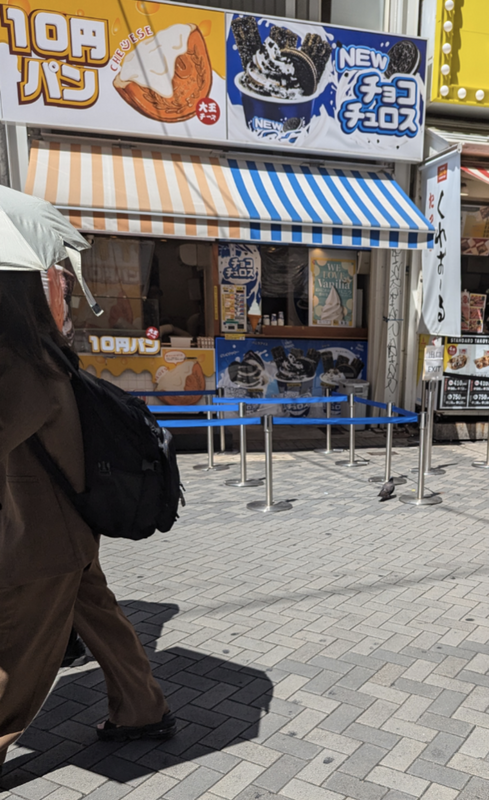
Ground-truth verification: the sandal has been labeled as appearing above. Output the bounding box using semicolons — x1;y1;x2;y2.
96;711;177;742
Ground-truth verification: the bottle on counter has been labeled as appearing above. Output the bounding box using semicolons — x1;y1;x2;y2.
278;311;285;326
271;313;278;326
262;314;270;326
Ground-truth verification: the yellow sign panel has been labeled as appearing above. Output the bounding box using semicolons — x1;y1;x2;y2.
0;0;225;138
80;347;216;405
432;0;489;107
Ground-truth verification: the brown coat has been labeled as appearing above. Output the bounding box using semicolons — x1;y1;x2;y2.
0;345;97;588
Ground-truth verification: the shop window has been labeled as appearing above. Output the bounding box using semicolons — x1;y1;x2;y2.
327;0;385;29
156;241;207;341
461;204;489;334
171;0;288;16
261;246;309;325
71;237;154;347
72;237;209;352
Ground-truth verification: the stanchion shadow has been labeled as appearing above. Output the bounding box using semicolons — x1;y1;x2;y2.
3;601;273;788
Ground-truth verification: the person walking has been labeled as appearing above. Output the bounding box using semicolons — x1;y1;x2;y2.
0;271;176;770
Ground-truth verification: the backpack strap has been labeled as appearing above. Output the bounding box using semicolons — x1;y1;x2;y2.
29;336;82;510
27;433;81;510
40;335;80;378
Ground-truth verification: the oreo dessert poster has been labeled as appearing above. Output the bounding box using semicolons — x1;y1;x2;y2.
216;336;367;416
226;15;427;160
0;0;227;142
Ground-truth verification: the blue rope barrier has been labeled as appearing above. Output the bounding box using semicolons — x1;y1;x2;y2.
213;395;348;405
355;397;388;410
392;405;417;418
158;417;261;429
148;404;239;414
272;414;418;426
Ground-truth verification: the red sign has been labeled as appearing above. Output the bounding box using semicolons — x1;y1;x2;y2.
437;163;448;182
145;326;159;340
196;98;220;125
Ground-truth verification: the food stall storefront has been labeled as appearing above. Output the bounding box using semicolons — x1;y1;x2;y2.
412;0;489;423
1;0;433;408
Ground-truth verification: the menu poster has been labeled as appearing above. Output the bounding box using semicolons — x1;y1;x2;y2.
309;250;356;327
444;336;489;379
469;379;489;407
441;335;489;409
221;285;247;333
218;243;261;313
440;375;489;410
440;376;469;409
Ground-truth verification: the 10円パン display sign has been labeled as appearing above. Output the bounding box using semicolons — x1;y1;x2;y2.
0;1;427;161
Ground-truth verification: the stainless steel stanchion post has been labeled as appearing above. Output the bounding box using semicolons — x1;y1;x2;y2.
369;402;406;485
247;415;292;513
473;414;489;468
226;403;264;487
412;381;445;476
400;412;442;506
336;394;369;467
315;388;336;455
194;411;230;471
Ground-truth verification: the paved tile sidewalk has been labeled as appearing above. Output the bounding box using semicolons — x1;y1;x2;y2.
2;437;489;800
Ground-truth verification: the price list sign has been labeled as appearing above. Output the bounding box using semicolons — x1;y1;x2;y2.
440;376;469;409
469;379;489;408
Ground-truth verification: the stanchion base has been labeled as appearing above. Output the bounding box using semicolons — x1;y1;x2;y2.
193;464;230;471
246;500;293;513
399;493;442;506
335;459;369;467
225;478;264;487
472;460;489;469
369;476;407;485
411;467;446;476
315;448;342;455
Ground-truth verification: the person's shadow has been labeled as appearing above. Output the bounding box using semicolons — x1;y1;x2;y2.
2;601;274;789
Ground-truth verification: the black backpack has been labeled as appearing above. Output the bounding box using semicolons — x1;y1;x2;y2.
28;337;184;541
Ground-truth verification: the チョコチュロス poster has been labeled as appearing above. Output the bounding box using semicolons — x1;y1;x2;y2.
226;14;426;160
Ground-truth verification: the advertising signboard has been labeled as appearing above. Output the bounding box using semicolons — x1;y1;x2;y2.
0;1;427;161
79;346;216;405
440;336;489;410
308;249;356;328
419;150;461;337
215;336;367;416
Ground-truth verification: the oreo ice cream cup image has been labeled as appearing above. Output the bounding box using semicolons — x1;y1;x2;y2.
236;72;320;138
231;18;331;140
276;376;315;396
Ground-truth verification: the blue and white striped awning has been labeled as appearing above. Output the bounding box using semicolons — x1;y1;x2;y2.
26;141;434;250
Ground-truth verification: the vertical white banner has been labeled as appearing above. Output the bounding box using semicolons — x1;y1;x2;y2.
419;149;461;336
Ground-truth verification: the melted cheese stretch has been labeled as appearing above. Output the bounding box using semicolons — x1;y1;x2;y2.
119;24;195;98
156;360;196;392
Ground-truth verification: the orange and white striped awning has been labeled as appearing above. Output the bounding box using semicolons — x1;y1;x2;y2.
24;139;434;249
461;166;489;186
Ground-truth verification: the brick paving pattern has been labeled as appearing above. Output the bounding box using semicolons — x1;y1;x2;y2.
2;435;489;799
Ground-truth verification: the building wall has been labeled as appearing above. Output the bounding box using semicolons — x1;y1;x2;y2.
0;124;9;187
